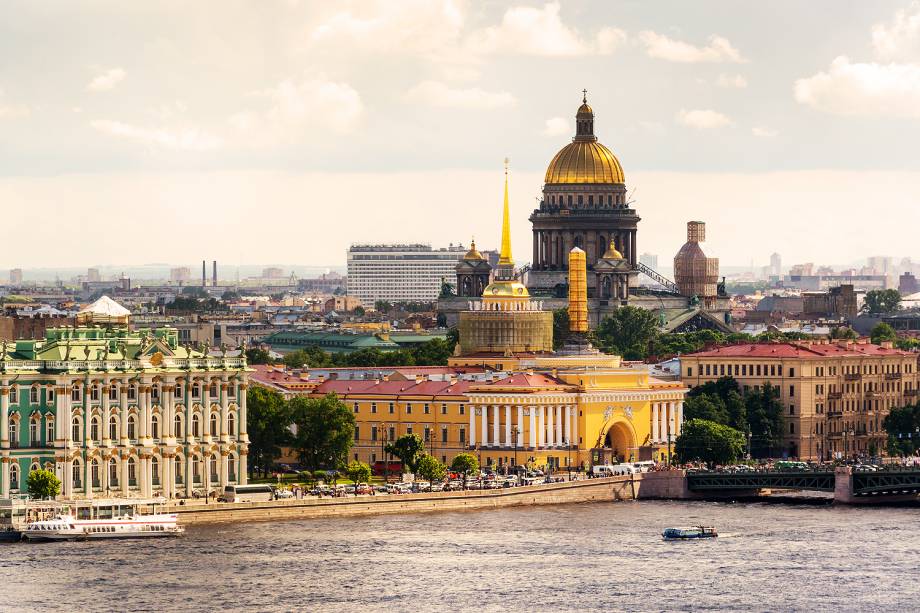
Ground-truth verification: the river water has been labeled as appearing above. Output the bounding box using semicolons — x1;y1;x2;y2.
2;499;919;612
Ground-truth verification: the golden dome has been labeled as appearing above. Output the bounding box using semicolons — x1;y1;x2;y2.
544;140;625;184
602;238;624;260
577;102;593;115
463;239;485;261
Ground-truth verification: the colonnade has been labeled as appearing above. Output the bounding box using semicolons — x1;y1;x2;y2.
650;400;684;443
468;403;578;449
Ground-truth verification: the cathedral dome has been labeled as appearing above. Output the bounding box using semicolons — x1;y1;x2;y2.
544;93;625;185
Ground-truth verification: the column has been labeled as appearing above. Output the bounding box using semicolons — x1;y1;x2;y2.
630;231;637;266
186;455;194;497
532;231;539;269
201;382;211;443
162;454;172;499
220;379;230;443
547;405;555;447
138;455;147;497
538;406;545;447
571;404;578;446
555;406;563;446
481;406;488;446
119;386;129;444
468;406;476;447
164;384;174;443
64;458;73;498
239;382;249;442
492;405;499;448
203;454;211;494
101;382;111;446
504;405;511;448
0;385;8;448
517;406;524;447
652;403;660;443
677;401;684;436
564;406;572;446
529;407;537;447
84;460;93;499
220;451;229;488
667;402;675;442
239;450;248;485
1;458;9;497
121;455;129;496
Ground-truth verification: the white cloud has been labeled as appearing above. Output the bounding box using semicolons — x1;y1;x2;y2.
639;31;745;63
794;56;920;117
872;4;920;61
717;73;748;88
752;126;778;137
231;76;363;145
86;68;126;92
675;109;732;129
543;117;569;136
0;103;30;119
90;119;221;151
404;81;515;109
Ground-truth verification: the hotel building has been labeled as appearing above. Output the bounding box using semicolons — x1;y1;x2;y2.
346;244;466;307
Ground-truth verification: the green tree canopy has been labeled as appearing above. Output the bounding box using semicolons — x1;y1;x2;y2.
385;433;426;473
246;386;293;476
594;306;660;360
674;419;746;467
870;322;898;345
345;460;372;486
290;393;356;471
450;452;479;487
883;403;920;456
245;348;273;365
27;468;61;499
553;308;571;349
746;383;784;458
416;454;448;483
830;326;858;340
863;289;901;314
683;394;730;425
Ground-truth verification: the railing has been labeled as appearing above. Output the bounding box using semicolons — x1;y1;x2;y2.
636;262;681;294
0;357;246;372
829;391;843;399
886;373;903;380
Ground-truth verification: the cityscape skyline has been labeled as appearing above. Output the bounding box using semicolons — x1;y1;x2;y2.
4;2;920;266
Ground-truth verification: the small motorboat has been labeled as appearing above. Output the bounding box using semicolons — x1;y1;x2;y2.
662;526;718;540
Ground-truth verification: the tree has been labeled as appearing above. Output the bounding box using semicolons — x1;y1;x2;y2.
221;290;241;302
375;300;393;313
290;393;356;471
450;452;479;488
385;434;426;474
353;306;366;317
871;322;898;345
553;308;571;349
674;419;746;467
410;338;454;366
830;326;858;340
345;460;372;487
27;468;61;499
883;403;920;456
416;454;447;484
862;289;901;314
594;306;660;360
746;383;784;458
683;394;729;425
245;348;272;365
246;386;293;477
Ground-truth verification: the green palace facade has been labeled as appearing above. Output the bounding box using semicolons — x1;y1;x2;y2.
0;297;250;499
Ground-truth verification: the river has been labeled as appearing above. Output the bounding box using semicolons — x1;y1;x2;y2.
2;499;919;612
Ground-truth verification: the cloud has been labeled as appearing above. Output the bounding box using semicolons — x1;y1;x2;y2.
86;68;126;91
794;56;920;117
404;81;515;109
90;119;222;151
752;126;778;137
0;103;30;119
675;109;732;129
717;74;748;88
872;4;920;61
230;76;363;145
639;31;745;63
469;3;625;56
543;117;569;136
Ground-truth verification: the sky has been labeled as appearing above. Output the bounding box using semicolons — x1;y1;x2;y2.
3;0;920;271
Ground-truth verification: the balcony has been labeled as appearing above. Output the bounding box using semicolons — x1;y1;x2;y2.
886;372;903;381
828;391;843;400
906;389;919;397
844;373;862;381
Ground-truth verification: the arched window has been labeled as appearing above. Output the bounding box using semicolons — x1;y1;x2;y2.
151;415;159;440
174;455;184;485
8;416;17;446
109;415;118;441
151;456;160;486
91;459;100;488
192;456;201;484
91;416;100;443
127;457;137;486
127;414;136;440
72;460;82;489
29;416;40;447
9;464;19;490
30;386;39;404
174;413;183;438
46;416;54;444
210;413;218;437
109;458;119;487
209;455;218;482
228;412;236;437
192;414;200;438
72;416;81;442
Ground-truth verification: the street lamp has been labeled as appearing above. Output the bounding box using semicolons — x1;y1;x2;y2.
511;426;520;471
746;430;752;461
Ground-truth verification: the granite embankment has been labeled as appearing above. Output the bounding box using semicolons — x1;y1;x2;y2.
168;471;690;524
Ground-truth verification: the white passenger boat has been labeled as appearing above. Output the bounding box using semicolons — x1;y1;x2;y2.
22;498;183;541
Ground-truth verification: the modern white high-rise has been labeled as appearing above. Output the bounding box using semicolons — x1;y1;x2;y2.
770;252;782;277
347;244;466;306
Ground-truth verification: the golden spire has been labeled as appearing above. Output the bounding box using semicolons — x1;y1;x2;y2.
498;157;513;266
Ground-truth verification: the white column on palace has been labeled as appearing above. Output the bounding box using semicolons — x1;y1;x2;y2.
564;406;572;446
468;406;476;447
119;386;129;444
492;405;500;447
481;406;489;446
186;455;194;497
101;382;111;446
555;406;563;446
161;455;171;499
1;460;9;497
121;455;129;496
220;379;230;443
652;402;660;443
239;383;248;441
517;406;524;447
529;407;537;448
668;401;675;441
139;385;148;441
0;385;8;448
537;406;545;447
677;401;684;436
84;460;93;499
504;405;511;448
547;405;555;447
63;458;73;497
220;451;229;487
239;452;248;485
571;404;578;446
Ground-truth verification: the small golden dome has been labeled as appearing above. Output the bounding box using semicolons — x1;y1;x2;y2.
544;140;625;184
577;102;593;115
463;239;485;261
602;239;625;260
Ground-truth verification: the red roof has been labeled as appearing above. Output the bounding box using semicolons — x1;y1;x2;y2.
313;379;473;397
688;342;913;359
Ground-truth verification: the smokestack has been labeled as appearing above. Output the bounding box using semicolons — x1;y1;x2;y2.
212;260;217;286
202;260;206;287
568;247;588;333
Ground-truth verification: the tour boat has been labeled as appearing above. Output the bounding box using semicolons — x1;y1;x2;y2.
22;498;183;541
662;526;718;540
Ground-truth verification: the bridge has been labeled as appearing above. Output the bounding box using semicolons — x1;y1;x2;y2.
686;467;920;503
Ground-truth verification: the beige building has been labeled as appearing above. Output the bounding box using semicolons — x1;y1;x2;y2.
681;340;919;460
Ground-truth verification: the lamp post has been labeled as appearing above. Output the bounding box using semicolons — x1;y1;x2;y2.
381;429;389;484
667;432;672;466
511;425;520;471
746;430;752;461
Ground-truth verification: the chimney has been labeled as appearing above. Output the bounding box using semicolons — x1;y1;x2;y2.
881;341;894;349
415;374;424;384
212;260;217;286
202;260;206;287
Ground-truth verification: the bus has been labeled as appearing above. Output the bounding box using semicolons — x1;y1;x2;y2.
218;484;275;503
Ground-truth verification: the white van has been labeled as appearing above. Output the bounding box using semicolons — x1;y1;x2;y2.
218;484;275;503
592;464;636;477
631;461;655;473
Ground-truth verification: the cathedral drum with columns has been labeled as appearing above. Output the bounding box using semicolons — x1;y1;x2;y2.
0;296;250;500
